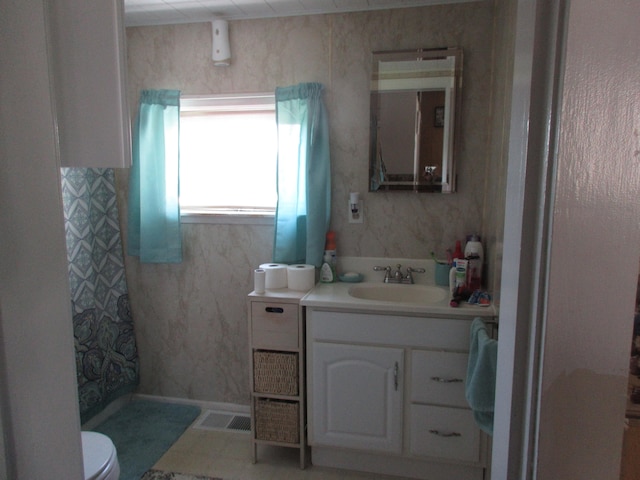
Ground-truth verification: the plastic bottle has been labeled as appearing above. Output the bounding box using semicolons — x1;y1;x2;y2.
464;234;484;290
320;252;336;283
452;240;463;262
320;231;338;283
449;260;457;297
325;231;337;267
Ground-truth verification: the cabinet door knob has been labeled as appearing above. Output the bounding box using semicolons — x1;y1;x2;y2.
430;376;463;383
429;429;462;438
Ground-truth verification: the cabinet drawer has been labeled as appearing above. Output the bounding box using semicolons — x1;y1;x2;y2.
411;350;469;407
409;405;480;463
251;302;299;349
309;310;471;350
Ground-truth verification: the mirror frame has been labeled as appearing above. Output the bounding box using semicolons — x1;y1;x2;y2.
369;47;463;193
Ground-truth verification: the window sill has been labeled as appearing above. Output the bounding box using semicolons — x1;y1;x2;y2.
180;211;274;225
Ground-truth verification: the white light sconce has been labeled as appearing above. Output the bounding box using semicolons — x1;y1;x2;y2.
212;19;230;66
348;192;363;224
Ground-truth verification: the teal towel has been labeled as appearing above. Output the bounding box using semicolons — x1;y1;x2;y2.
465;317;497;435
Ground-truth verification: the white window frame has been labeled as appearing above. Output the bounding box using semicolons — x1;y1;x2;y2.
179;93;276;225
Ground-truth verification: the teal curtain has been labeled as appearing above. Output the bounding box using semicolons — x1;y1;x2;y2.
128;90;182;263
273;83;331;267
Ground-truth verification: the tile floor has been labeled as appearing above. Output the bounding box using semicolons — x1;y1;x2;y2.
153;427;408;480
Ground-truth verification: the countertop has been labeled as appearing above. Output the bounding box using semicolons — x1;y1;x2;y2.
249;256;498;319
301;281;497;318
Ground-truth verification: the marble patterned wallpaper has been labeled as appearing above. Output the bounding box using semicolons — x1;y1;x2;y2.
117;2;503;405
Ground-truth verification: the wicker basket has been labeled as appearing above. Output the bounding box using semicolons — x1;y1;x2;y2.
254;398;299;444
253;351;298;395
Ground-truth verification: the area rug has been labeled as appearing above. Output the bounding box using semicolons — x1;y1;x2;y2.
93;400;201;480
140;470;221;480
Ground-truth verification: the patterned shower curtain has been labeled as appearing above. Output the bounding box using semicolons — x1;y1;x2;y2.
61;168;139;424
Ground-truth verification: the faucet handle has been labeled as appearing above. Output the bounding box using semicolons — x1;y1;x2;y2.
405;266;426;284
373;265;391;271
407;267;426;274
373;265;392;282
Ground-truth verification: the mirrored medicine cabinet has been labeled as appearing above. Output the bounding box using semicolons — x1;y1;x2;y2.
369;47;463;193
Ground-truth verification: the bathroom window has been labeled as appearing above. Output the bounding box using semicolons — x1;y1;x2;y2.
179;93;277;224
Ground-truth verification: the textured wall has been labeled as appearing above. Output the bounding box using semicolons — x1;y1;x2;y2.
0;0;83;476
118;3;498;405
536;1;640;477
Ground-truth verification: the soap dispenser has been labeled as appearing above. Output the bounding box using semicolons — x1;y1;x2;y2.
320;252;336;283
320;231;337;283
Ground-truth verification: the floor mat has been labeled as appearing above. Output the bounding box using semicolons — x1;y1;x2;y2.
93;400;201;480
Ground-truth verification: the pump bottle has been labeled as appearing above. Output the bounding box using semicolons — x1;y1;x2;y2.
464;234;483;290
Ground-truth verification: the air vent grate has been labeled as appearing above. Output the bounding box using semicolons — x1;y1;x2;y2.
227;414;251;432
193;410;251;433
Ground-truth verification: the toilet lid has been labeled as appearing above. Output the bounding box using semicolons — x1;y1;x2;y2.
82;431;117;480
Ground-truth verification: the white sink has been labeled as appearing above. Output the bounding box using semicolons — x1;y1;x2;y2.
348;283;448;304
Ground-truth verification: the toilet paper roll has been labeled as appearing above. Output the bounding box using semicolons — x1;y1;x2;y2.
287;264;316;292
254;268;266;294
259;263;288;289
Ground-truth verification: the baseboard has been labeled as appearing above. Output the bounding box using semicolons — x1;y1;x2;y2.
132;393;250;415
81;394;134;430
311;446;484;480
81;393;249;431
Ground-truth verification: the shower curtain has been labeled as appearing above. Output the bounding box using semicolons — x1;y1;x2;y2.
61;168;139;424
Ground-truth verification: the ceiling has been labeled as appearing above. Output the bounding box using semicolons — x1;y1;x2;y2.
124;0;476;27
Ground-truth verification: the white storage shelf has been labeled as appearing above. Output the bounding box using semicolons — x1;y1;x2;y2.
248;291;307;469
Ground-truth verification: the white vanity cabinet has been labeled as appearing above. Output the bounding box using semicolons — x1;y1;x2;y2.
306;308;492;480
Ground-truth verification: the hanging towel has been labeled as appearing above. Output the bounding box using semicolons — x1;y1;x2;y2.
465;317;497;435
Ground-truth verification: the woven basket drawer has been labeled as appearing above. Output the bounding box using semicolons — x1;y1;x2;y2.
255;399;300;444
253;351;299;395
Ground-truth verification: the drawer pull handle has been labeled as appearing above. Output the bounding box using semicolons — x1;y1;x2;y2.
265;307;284;313
431;376;463;383
429;429;462;438
394;362;399;391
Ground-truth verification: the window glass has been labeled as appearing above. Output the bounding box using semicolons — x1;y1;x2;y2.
179;94;277;216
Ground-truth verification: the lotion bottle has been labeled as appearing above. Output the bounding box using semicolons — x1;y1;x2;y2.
449;260;457;297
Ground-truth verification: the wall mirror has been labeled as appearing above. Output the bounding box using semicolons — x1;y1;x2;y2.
369;47;463;192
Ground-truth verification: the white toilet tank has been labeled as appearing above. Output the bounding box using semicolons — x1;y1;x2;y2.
82;431;120;480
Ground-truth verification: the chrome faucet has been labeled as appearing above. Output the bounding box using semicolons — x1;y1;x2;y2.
373;265;392;282
373;264;425;284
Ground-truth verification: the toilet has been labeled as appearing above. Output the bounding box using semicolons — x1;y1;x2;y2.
81;431;120;480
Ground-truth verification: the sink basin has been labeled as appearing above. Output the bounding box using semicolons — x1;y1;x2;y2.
348;283;448;304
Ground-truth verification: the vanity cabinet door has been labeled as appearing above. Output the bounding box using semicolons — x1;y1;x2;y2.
311;342;403;453
48;0;131;168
